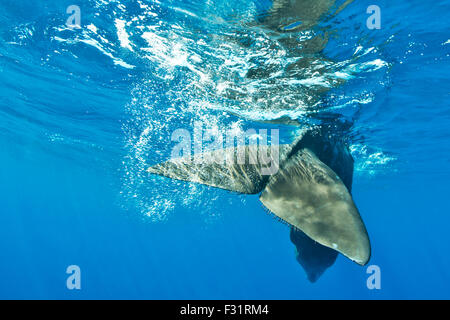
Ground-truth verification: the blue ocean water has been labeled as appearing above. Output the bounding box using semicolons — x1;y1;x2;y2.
0;0;449;299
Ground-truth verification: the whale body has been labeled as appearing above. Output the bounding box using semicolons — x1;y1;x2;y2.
148;0;370;281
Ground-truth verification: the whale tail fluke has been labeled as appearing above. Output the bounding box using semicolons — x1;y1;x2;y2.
148;132;371;267
148;144;292;194
259;147;371;266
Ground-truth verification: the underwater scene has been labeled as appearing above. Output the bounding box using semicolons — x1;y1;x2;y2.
0;0;449;300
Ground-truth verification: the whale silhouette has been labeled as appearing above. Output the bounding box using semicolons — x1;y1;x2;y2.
148;129;371;270
148;0;370;281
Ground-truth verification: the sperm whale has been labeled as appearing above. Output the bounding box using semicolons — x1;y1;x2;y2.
148;128;371;267
148;0;370;281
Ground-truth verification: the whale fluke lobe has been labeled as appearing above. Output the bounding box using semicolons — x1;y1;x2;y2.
260;148;371;265
148;145;292;194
